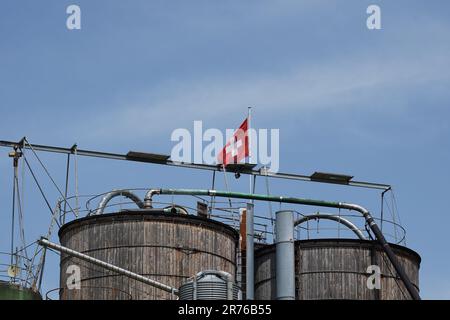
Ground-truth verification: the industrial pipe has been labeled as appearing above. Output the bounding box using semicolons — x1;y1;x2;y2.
246;203;254;300
147;188;421;300
295;213;366;240
338;203;421;300
38;237;179;296
95;190;144;215
144;189;161;208
275;210;295;300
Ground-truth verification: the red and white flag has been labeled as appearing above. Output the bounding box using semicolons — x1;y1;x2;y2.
217;118;249;165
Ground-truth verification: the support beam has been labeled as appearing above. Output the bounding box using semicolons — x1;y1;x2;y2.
0;139;391;190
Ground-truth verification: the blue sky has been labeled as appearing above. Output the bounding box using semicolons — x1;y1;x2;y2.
1;0;449;299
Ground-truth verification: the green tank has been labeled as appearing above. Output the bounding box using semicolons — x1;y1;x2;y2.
0;281;42;300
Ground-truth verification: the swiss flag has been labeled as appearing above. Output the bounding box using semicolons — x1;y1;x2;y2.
217;118;249;165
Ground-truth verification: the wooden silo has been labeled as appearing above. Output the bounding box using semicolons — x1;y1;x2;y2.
254;239;420;300
58;210;238;300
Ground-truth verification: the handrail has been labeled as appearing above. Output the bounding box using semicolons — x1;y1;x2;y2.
56;191;407;244
45;286;133;300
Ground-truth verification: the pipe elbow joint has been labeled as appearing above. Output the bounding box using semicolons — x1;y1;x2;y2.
144;189;161;208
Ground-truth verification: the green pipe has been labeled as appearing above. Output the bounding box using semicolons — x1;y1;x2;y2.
159;188;342;208
151;188;420;300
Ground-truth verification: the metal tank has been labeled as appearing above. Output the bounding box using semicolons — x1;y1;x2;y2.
0;281;41;300
179;270;241;300
58;210;238;300
255;239;420;300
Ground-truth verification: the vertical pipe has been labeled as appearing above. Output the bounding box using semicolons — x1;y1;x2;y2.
73;145;79;217
10;152;19;267
63;153;71;225
276;210;295;300
380;187;390;232
210;170;216;217
246;203;254;300
238;208;246;294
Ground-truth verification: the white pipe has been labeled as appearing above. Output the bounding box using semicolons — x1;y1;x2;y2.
246;203;254;300
275;210;295;300
295;213;366;240
95;190;144;215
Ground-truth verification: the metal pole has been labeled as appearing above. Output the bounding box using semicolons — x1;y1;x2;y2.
10;164;17;267
63;153;71;225
246;203;254;300
9;148;21;267
210;170;216;217
380;187;391;232
248;106;252;195
38;237;179;296
275;210;295;300
0;140;391;190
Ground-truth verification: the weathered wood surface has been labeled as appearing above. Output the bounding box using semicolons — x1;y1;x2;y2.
254;239;420;300
59;212;238;300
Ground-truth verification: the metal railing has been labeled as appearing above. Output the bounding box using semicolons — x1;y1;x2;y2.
0;252;39;289
54;188;407;246
45;286;133;300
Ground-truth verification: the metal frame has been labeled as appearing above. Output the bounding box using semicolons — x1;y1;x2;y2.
0;139;391;190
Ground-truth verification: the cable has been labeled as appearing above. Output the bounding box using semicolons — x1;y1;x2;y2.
390;189;405;245
22;139;77;217
31;201;61;288
21;154;58;221
14;174;28;261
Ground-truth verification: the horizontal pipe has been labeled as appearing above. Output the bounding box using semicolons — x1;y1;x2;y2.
150;188;420;300
158;188;342;207
38;237;179;296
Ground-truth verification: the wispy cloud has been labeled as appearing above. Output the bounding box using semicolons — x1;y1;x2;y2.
77;49;450;144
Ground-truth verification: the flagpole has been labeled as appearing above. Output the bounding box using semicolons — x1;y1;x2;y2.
248;106;252;195
246;106;255;299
